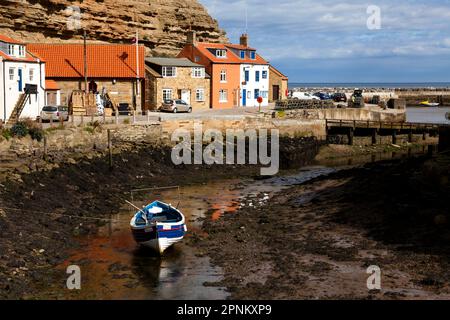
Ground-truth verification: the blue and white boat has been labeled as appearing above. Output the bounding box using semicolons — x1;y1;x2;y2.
130;200;187;254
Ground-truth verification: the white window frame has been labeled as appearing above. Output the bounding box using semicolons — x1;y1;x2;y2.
262;70;268;79
9;67;14;80
162;88;173;101
162;66;177;78
7;44;14;56
220;70;227;83
195;88;205;102
18;46;25;57
192;67;204;78
29;68;34;82
219;89;228;103
216;49;227;58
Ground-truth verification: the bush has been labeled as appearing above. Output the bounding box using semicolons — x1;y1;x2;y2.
10;122;29;137
1;128;12;140
29;127;44;141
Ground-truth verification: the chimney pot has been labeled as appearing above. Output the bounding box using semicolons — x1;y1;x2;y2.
240;33;249;47
187;31;197;46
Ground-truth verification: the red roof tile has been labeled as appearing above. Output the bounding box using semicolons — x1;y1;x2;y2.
27;43;145;79
195;42;268;65
0;35;23;44
0;50;40;62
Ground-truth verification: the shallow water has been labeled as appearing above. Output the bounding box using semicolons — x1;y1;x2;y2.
406;107;450;124
53;145;432;299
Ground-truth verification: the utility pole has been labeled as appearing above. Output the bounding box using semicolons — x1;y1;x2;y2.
83;30;88;94
135;29;141;114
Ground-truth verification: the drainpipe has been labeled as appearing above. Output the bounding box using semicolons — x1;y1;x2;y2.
2;57;5;123
38;59;45;109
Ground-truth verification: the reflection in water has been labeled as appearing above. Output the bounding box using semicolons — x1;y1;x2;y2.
53;145;433;299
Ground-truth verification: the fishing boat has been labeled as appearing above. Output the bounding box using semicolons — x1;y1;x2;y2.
130;200;187;254
420;100;440;107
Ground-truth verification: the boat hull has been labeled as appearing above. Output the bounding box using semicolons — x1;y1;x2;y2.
131;224;187;254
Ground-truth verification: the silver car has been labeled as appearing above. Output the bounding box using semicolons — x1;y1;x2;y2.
160;99;192;113
40;105;69;121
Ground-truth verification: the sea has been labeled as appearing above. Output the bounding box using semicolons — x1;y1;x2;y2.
288;83;450;89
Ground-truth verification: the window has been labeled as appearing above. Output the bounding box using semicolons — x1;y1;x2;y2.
18;46;25;57
216;49;227;58
254;89;260;99
219;89;228;102
261;91;268;98
8;68;14;80
250;51;256;59
220;70;227;82
192;67;204;78
240;50;245;59
262;70;268;79
196;88;205;101
244;70;249;82
29;69;34;81
255;71;260;82
162;66;176;77
247;91;251;99
7;44;14;56
162;89;173;101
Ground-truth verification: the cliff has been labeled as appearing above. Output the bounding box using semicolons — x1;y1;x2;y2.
0;0;227;56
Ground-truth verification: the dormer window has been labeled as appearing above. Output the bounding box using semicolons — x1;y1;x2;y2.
250;51;256;60
18;46;25;57
216;49;227;58
8;44;14;56
240;50;245;59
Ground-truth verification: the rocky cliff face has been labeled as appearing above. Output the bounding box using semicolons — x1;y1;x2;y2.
0;0;227;56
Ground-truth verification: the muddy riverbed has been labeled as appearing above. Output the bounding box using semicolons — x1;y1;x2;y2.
0;138;445;299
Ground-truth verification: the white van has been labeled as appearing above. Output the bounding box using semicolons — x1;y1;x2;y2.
291;92;320;100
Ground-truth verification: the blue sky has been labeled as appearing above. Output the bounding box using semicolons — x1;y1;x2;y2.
198;0;450;83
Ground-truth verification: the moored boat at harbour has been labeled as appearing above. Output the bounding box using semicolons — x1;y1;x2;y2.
130;200;187;254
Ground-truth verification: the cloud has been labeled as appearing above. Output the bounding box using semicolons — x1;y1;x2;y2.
199;0;450;81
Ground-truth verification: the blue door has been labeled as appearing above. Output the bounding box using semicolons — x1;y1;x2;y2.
18;69;23;92
242;89;247;106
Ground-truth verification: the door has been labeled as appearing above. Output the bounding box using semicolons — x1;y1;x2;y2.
181;89;190;105
242;89;246;106
18;68;23;92
273;85;280;101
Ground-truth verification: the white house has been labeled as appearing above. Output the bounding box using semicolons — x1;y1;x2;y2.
225;35;270;108
0;35;46;123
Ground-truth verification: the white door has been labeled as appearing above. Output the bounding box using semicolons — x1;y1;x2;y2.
181;89;190;105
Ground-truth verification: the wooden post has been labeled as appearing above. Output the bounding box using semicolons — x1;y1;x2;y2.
423;132;427;140
392;129;397;144
50;116;53;128
115;112;119;125
371;129;377;145
108;129;113;170
408;131;413;143
347;127;354;146
43;135;48;160
132;110;136;124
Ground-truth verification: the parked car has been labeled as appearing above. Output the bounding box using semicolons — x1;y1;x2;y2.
313;92;332;100
291;92;320;100
332;92;347;102
40;105;69;122
348;89;365;108
160;99;192;113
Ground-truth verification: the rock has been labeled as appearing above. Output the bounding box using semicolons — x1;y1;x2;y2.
0;0;227;57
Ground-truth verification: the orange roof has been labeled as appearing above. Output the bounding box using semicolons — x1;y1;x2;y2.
0;35;23;44
195;42;268;65
27;43;145;79
45;80;59;90
0;50;40;63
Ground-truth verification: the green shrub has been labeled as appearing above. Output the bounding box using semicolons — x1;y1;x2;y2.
10;122;29;137
29;127;44;141
1;128;12;140
123;118;130;125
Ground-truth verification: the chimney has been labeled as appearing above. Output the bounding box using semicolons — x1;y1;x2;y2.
239;33;248;47
187;31;197;46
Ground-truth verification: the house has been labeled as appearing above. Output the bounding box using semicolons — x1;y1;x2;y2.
0;35;46;123
26;43;145;112
145;57;210;110
178;32;270;109
269;65;288;102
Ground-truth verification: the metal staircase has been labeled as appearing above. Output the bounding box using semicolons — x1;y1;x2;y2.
7;93;30;125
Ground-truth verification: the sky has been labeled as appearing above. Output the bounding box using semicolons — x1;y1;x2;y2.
198;0;450;83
